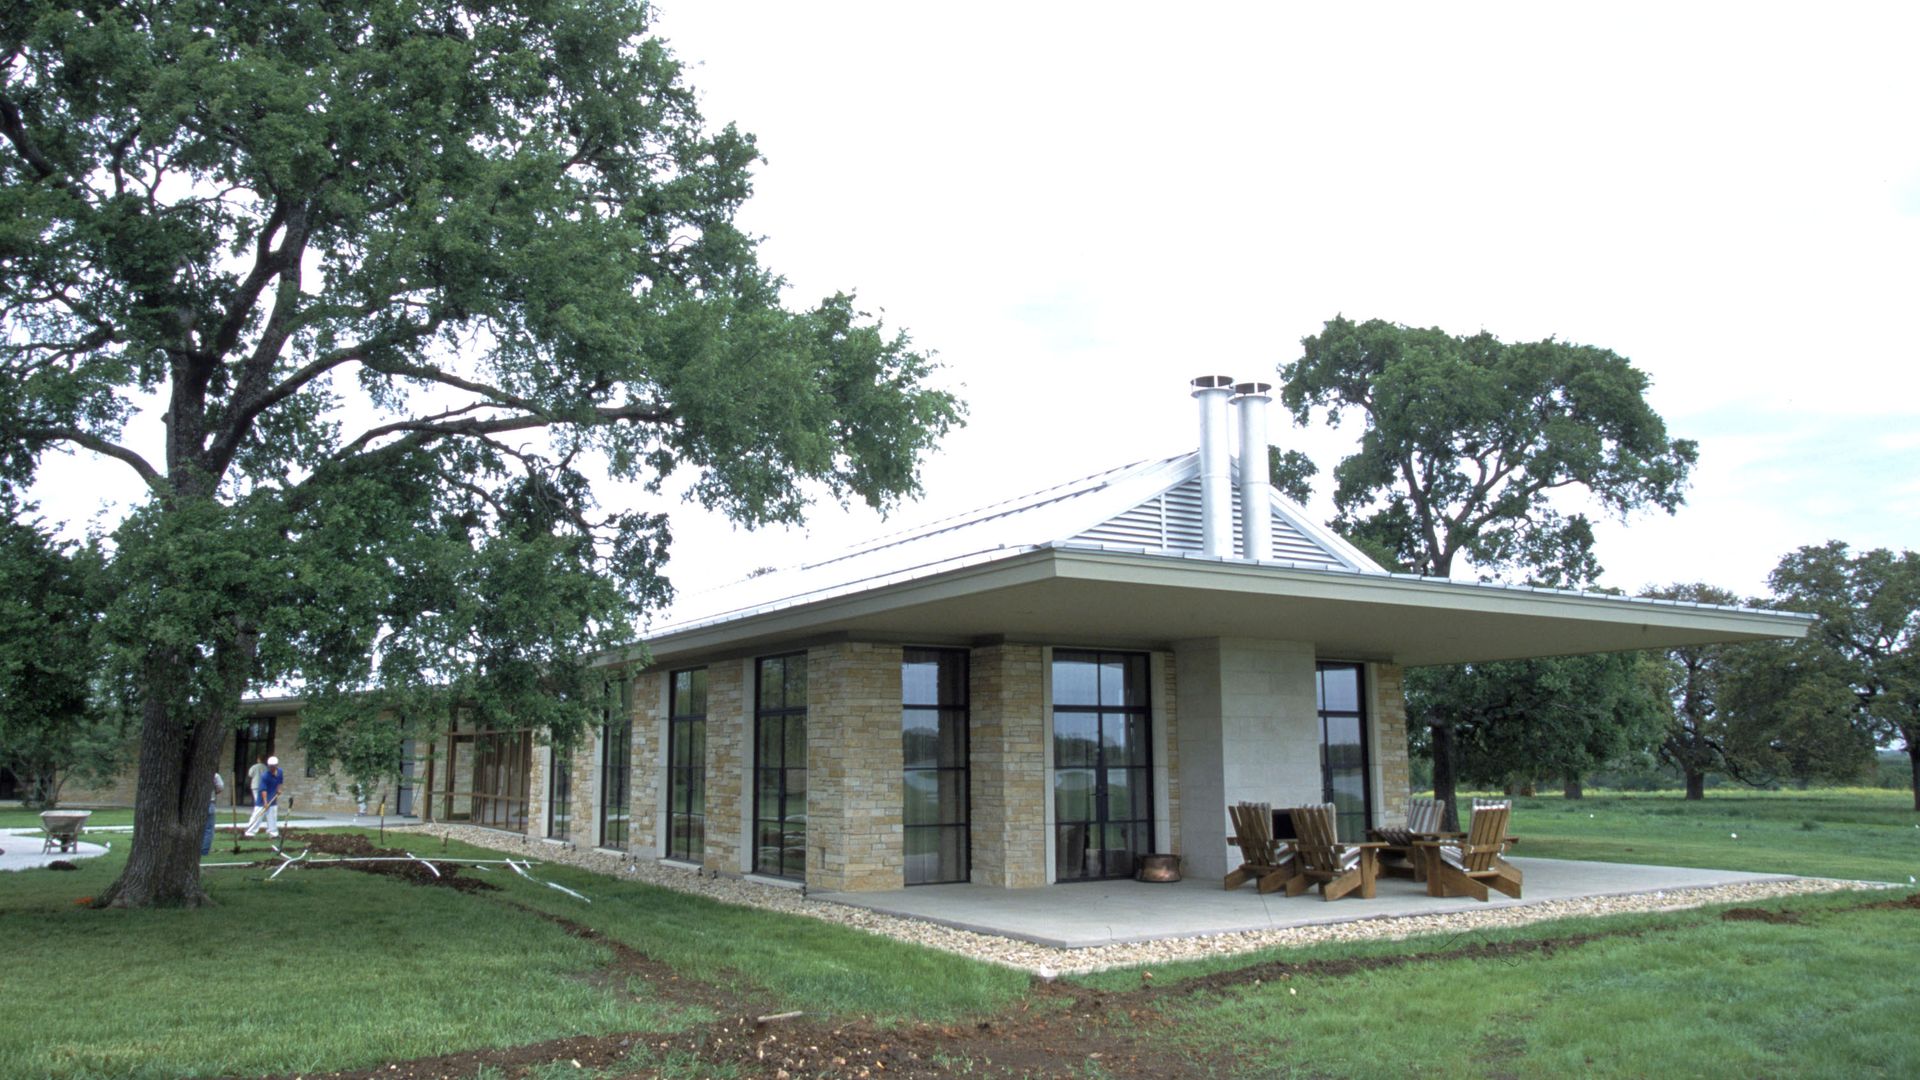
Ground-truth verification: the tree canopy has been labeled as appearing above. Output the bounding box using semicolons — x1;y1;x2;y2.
1281;316;1697;586
0;0;961;906
1407;652;1664;797
1764;542;1919;806
1639;583;1776;798
1280;317;1697;825
0;497;125;806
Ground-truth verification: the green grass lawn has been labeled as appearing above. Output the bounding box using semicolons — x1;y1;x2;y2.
1498;787;1920;882
1124;890;1920;1078
0;826;1026;1079
4;789;1917;1078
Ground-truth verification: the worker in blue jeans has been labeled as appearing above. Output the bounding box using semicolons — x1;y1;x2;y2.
201;771;225;855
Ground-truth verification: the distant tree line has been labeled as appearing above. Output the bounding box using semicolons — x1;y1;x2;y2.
1403;545;1915;807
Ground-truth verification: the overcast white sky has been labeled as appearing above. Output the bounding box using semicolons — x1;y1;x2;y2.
636;0;1920;609
30;2;1920;618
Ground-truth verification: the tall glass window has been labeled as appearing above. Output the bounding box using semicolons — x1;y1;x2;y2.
1052;650;1151;882
903;648;969;885
599;678;632;851
547;741;572;841
1316;662;1372;842
666;667;707;863
753;654;807;879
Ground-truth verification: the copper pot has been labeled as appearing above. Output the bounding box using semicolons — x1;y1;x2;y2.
1135;853;1181;883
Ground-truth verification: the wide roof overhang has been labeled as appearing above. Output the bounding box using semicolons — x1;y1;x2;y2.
624;546;1809;669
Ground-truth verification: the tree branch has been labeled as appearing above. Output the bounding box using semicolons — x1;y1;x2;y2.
22;427;165;493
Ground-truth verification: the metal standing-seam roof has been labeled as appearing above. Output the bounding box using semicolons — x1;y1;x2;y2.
646;451;1383;638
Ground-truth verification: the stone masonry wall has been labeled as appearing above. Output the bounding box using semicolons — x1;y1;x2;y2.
1372;662;1411;828
805;642;904;891
629;670;664;857
969;643;1047;888
702;658;748;874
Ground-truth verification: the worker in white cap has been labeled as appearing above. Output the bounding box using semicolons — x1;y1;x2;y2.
243;756;287;839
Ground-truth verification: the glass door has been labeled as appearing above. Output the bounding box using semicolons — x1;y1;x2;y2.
1052;651;1151;882
1316;663;1372;842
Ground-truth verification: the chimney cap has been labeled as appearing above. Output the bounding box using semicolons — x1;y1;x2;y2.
1190;375;1235;392
1233;381;1274;397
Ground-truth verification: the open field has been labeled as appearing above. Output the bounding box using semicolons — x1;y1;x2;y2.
1;789;1916;1078
1496;787;1920;882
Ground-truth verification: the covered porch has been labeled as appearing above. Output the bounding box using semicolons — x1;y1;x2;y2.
814;856;1797;948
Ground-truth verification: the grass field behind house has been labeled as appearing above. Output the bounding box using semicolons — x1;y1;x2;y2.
1496;787;1920;883
3;789;1917;1078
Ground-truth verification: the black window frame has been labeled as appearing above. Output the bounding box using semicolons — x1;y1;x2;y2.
1050;649;1153;883
666;667;708;863
902;647;970;885
753;653;808;880
1315;661;1373;843
547;739;573;842
598;677;632;851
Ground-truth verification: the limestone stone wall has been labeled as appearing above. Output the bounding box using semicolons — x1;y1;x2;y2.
61;715;396;817
702;658;749;874
570;722;599;847
1371;662;1411;828
629;669;665;857
526;742;550;838
805;642;905;891
968;643;1048;888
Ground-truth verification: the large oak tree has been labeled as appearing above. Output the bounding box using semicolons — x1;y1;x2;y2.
1280;317;1696;827
0;1;960;907
1764;542;1919;807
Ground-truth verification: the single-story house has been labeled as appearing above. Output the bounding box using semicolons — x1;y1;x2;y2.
416;378;1809;891
69;379;1810;890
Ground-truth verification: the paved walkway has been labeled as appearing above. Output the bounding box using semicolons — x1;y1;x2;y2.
0;827;113;872
817;856;1799;948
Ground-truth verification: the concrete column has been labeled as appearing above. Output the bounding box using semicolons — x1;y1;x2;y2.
1174;636;1322;882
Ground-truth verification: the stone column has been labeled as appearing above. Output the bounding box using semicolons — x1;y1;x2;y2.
629;670;665;857
806;642;904;891
968;643;1049;887
1370;662;1411;828
702;658;748;874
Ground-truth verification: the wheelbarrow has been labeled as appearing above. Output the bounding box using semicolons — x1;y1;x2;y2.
41;809;92;854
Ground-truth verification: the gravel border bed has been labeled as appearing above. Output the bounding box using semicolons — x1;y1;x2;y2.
397;823;1888;976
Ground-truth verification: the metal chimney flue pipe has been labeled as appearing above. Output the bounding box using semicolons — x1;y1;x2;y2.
1233;382;1274;561
1191;376;1236;558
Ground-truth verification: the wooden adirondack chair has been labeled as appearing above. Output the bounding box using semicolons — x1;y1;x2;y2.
1285;803;1385;901
1368;797;1447;879
1417;799;1522;901
1224;801;1298;893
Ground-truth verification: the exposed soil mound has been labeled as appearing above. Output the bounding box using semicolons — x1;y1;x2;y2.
1720;907;1802;925
1862;892;1920;912
295;831;497;893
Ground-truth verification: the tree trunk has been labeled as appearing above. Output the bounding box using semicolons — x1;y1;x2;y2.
1684;769;1706;800
92;655;230;909
1909;744;1919;813
1430;718;1459;832
1562;774;1583;799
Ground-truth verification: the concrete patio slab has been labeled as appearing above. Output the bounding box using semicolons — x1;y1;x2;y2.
814;857;1796;948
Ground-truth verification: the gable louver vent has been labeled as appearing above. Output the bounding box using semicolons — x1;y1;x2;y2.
1073;477;1345;569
